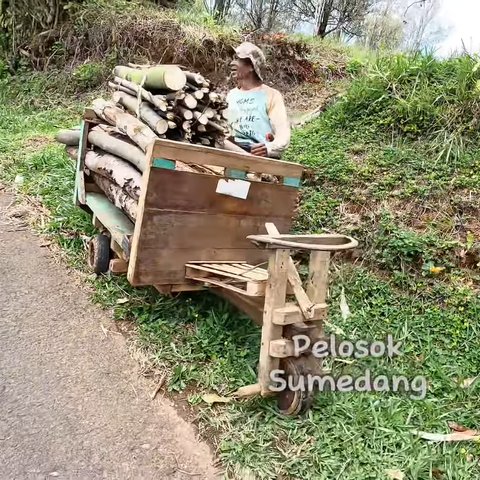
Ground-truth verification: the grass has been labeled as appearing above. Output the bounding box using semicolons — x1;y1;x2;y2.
1;49;480;479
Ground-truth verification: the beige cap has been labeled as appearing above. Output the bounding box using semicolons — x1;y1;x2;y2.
235;42;266;81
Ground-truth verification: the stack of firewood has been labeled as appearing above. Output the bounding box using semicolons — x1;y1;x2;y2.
56;64;230;222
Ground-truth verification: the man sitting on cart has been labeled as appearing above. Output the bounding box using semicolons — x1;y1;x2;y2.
225;42;291;159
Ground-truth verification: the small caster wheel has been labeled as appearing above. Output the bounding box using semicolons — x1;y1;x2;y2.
88;234;111;274
277;357;314;416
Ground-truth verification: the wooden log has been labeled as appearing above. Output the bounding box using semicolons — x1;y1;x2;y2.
196;124;207;133
192;111;208;125
90;172;138;222
114;65;186;91
165;91;185;102
206;119;226;132
167;120;177;129
92;99;157;154
88;129;146;172
56;129;81;146
84;148;142;201
176;106;193;120
182;94;197;109
193;90;204;100
113;76;167;112
108;81;137;98
112;91;169;135
185;71;206;86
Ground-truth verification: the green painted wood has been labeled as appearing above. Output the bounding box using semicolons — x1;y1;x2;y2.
283;177;301;188
85;192;134;258
153;158;176;170
226;169;247;180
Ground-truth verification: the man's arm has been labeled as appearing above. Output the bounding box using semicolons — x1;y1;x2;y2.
265;88;291;158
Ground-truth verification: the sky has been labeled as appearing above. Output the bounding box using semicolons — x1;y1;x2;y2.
436;0;480;55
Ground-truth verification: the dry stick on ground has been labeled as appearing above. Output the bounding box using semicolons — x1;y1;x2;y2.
112;91;169;135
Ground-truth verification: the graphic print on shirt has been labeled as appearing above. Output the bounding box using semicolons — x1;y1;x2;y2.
226;89;273;145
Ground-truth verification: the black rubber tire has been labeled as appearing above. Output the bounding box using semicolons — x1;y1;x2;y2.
277;357;314;416
88;234;111;274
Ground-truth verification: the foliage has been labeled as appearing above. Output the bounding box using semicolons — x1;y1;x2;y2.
332;53;480;159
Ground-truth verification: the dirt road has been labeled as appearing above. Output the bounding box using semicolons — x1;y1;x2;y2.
0;192;218;480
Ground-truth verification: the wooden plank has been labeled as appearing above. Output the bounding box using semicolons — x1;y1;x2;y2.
258;249;290;395
138;212;290;250
265;223;318;319
129;248;267;286
127;142;154;283
151;138;304;179
307;251;330;304
109;258;128;274
188;276;264;297
185;264;262;283
142;168;298;218
216;263;268;280
273;304;302;325
85;193;134;256
74;120;89;205
269;339;296;358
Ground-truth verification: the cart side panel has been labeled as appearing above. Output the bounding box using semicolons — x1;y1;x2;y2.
127;162;299;287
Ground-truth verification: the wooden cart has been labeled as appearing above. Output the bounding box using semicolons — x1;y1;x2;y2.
75;112;358;414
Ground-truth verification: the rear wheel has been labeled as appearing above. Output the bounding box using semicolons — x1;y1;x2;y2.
88;234;111;274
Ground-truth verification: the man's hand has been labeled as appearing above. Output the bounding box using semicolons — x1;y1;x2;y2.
251;143;268;157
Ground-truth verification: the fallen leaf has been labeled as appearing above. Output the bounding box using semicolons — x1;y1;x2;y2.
458;377;478;389
412;423;480;442
385;469;404;480
429;266;445;275
116;297;129;304
339;287;351;320
202;393;231;405
432;467;444;479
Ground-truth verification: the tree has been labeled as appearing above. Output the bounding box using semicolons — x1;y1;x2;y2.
401;0;443;51
289;0;378;38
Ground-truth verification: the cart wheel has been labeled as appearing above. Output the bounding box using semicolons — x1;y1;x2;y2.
88;234;111;274
277;357;314;416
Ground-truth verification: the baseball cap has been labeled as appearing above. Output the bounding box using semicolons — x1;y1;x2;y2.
235;42;266;81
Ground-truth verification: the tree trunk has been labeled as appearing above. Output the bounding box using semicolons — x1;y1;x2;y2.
112;91;169;135
85;149;142;201
91;172;138;222
88;128;146;172
114;65;186;91
316;0;335;37
92;99;158;153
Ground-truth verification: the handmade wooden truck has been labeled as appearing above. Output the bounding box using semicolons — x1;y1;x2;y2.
75;112;358;414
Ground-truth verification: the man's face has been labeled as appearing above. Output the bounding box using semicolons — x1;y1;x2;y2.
230;56;254;81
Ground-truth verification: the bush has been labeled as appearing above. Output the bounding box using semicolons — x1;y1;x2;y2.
72;62;107;89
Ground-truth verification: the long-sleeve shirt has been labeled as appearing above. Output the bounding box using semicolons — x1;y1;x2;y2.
226;84;291;158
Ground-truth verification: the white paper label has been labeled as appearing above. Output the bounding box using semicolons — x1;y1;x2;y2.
216;179;250;200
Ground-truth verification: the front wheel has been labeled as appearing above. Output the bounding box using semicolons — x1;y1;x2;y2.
88;234;111;274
